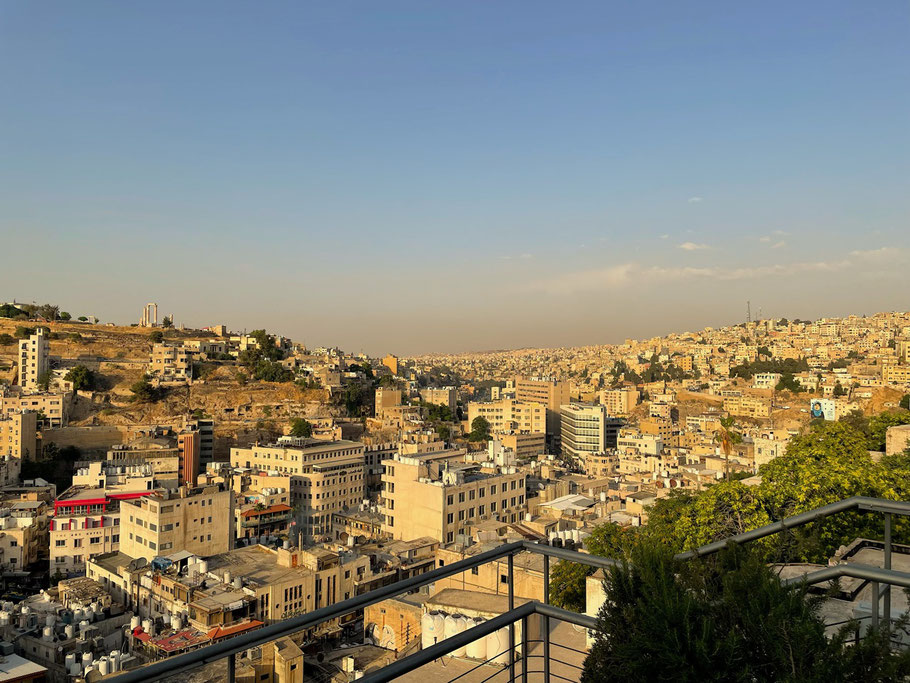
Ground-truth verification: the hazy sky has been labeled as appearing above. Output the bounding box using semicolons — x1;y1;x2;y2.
1;2;908;356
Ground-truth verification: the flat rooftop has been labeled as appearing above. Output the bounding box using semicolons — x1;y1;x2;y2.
205;545;313;588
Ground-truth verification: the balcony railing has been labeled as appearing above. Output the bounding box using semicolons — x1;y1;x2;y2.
114;496;910;683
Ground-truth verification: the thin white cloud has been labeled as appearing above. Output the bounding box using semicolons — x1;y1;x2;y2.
687;196;703;203
660;234;670;240
533;259;854;295
850;247;901;260
678;241;711;251
771;241;787;249
758;236;771;243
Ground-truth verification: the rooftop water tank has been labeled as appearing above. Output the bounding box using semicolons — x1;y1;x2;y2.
466;618;487;659
421;611;445;651
444;614;468;658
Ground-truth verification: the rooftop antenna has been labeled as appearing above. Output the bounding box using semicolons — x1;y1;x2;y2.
746;301;752;324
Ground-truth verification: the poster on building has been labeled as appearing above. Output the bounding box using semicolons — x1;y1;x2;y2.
809;398;836;421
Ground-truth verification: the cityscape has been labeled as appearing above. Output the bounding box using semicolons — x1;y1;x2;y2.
2;2;909;682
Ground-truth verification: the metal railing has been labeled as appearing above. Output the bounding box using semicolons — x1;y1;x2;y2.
116;496;910;682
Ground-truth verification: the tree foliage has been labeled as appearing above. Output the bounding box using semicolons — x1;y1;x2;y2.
289;418;313;438
468;416;491;442
582;541;910;682
64;365;96;391
130;375;163;402
730;358;809;379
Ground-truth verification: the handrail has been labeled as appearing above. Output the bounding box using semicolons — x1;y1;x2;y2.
784;562;910;590
675;496;910;560
360;602;596;683
116;496;907;682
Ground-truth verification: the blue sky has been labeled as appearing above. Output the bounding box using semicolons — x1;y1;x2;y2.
1;1;908;354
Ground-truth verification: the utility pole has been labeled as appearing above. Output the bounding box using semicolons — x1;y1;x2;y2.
746;300;752;324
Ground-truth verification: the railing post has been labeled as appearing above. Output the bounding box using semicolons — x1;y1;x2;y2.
871;581;879;631
543;551;550;682
884;513;892;627
521;614;529;683
508;553;515;682
227;651;236;683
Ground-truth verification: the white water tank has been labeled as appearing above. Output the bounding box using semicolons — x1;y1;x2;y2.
70;663;82;677
65;624;75;639
84;607;94;622
98;657;111;676
42;626;53;641
142;618;154;635
130;616;141;630
73;608;83;622
0;611;9;626
172;613;183;630
198;560;208;574
82;652;93;668
45;614;56;627
571;529;580;543
466;618;487;659
65;653;76;669
421;611;445;650
111;650;121;672
223;571;232;584
486;628;511;665
444;614;468;658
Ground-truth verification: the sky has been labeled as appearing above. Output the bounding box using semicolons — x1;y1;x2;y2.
1;1;908;356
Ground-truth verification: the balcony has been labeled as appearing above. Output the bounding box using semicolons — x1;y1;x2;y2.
114;496;910;683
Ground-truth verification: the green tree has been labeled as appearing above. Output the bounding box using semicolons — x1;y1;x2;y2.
833;380;847;397
149;330;164;343
161;316;173;328
59;311;71;321
64;365;96;391
37;369;53;391
581;541;910;683
468;416;492;442
549;561;593;612
77;316;88;322
900;394;910;411
775;373;803;393
866;411;910;452
0;334;14;346
289;418;313;438
130;375;161;402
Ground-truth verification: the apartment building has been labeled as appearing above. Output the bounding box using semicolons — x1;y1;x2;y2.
495;431;546;460
723;395;772;419
149;343;193;382
419;387;457;412
584;451;618;478
0;410;37;460
382;354;399;376
18;328;49;391
381;456;527;543
50;487;155;576
231;439;366;544
752;372;782;390
514;376;570;447
374;387;401;418
467;399;546;435
560;403;623;460
883;365;910;386
119;483;234;561
0;495;50;574
73;459;174;491
599;387;640;416
0;387;67;428
184;417;215;471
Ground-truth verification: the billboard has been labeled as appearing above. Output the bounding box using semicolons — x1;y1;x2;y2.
809;398;836;421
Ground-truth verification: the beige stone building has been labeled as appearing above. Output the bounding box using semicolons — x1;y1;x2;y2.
495;431;546;460
419;387;457;412
119;483;234;561
51;488;153;576
149;343;193;382
17;328;48;391
0;497;49;574
382;354;399;376
467;399;546;435
231;440;366;543
0;410;37;461
514;376;570;446
381;456;527;543
723;395;772;419
0;388;67;428
599;387;640;416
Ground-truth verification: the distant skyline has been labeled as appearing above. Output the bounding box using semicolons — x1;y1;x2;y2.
2;2;908;356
